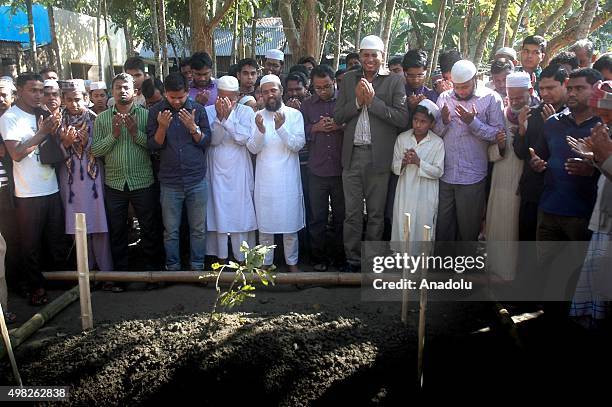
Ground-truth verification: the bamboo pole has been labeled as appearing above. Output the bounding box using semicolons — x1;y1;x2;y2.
75;213;93;331
0;286;80;359
401;213;411;324
0;303;22;385
43;271;365;285
417;225;432;388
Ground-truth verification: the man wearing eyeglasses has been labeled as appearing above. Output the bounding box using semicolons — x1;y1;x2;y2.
301;64;345;271
402;49;438;113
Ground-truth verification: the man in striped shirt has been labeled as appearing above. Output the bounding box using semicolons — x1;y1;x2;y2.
92;73;157;283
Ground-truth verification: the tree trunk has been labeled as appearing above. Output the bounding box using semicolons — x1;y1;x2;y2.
301;0;320;60
426;0;447;83
460;0;474;58
493;0;510;52
96;0;103;81
124;19;133;57
509;0;532;47
103;0;114;78
230;3;239;64
545;12;611;64
472;0;504;67
355;0;365;49
381;0;396;54
333;0;345;70
240;15;246;59
168;34;179;67
149;0;162;79
158;0;170;78
407;1;424;49
25;0;38;72
378;0;387;37
575;0;598;40
250;4;257;59
190;0;232;54
47;6;62;75
535;0;572;36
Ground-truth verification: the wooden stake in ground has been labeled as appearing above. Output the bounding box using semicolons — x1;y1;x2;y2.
0;303;22;385
75;213;93;330
417;225;432;388
401;213;411;324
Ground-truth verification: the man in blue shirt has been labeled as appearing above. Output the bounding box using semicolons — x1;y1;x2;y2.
529;68;603;318
147;72;211;271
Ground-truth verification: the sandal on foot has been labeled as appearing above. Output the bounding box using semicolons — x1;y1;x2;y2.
30;289;48;306
313;263;328;272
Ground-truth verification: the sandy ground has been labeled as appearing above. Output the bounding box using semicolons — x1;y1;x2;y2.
2;278;612;405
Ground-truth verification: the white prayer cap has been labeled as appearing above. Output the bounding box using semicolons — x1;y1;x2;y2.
418;98;440;121
451;60;477;83
239;95;256;105
265;49;284;61
259;74;282;88
217;75;239;92
62;79;86;93
89;81;107;91
43;79;59;89
360;35;385;52
506;71;532;89
495;47;517;61
0;77;15;91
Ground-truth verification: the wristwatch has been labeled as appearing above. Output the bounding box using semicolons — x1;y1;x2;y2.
191;127;202;137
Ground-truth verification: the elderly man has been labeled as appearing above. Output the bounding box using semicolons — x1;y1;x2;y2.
334;35;409;272
435;60;505;242
264;49;285;78
147;72;211;272
485;72;533;279
570;39;596;69
205;76;257;263
247;74;305;271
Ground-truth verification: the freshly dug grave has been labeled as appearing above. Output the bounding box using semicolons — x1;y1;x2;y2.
4;285;612;405
15;311;417;406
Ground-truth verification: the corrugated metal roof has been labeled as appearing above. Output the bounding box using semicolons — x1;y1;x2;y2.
215;17;290;57
140;17;291;59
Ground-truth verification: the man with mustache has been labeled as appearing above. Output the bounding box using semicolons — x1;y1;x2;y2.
92;73;157;291
513;64;569;241
247;74;305;272
334;35;409;273
529;68;603;321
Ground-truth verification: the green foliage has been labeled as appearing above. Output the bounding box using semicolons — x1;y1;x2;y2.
205;242;277;330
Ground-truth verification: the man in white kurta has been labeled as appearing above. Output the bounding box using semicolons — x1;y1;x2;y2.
205;76;257;262
391;99;445;243
485;72;532;280
247;74;305;271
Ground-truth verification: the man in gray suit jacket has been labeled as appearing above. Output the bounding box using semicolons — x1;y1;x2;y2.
334;35;409;272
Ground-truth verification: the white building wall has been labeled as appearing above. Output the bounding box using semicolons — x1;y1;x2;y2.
53;7;126;81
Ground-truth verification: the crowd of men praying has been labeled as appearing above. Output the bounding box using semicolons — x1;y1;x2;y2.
0;33;610;329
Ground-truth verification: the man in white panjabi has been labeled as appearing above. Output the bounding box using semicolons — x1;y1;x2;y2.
391;99;445;243
205;75;257;262
485;71;532;280
247;74;305;271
